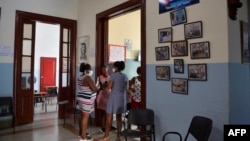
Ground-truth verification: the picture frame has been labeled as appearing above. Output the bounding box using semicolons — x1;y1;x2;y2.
171;40;188;57
170;8;187;26
156;66;170;81
155;46;170;61
240;21;250;63
108;44;126;63
190;41;210;59
184;21;203;39
124;39;132;50
158;27;172;43
172;78;188;94
79;35;90;63
188;64;207;81
174;59;184;73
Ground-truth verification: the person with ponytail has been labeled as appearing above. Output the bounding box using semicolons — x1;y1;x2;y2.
77;63;98;141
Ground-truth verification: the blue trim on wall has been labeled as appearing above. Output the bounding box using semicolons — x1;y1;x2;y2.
0;63;13;96
146;63;228;141
123;59;141;80
229;63;250;124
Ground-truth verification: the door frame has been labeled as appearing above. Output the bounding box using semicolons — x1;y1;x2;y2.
95;0;146;124
13;11;77;125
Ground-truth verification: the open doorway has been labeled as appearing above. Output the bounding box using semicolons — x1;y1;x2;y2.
108;10;141;80
33;22;60;118
95;0;146;126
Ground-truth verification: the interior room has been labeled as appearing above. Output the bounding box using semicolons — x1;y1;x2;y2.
0;0;250;141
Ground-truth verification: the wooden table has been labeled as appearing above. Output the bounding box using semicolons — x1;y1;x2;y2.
34;92;48;112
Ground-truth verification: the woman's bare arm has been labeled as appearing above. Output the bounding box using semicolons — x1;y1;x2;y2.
83;76;99;92
107;79;113;90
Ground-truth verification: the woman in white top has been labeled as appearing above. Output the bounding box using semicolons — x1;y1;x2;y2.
129;66;141;109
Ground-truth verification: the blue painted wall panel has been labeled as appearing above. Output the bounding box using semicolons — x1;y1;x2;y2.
147;63;228;141
229;63;250;124
0;63;13;96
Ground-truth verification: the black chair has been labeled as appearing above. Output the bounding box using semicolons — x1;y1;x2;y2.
120;108;155;141
162;116;213;141
0;97;15;133
57;100;69;126
65;99;81;125
46;87;58;109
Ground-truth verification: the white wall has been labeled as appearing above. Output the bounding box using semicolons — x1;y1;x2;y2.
147;0;229;65
77;0;128;65
109;10;141;59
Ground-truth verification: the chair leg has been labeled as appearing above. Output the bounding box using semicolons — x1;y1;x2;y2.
73;113;76;124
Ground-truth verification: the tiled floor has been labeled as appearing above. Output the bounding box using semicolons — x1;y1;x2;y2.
0;99;141;141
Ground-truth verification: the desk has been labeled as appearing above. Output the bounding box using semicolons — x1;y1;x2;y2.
34;92;48;112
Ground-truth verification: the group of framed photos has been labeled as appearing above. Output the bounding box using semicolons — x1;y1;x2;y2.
157;8;209;60
156;64;207;81
155;41;210;60
156;8;210;95
156;63;207;95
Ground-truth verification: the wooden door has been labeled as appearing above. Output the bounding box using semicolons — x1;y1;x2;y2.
14;19;36;124
14;11;77;125
40;57;56;91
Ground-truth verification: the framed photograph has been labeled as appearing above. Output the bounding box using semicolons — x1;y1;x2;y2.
171;40;188;57
188;64;207;81
156;66;170;81
190;41;210;59
184;21;203;39
172;78;188;94
79;35;90;63
240;21;250;63
174;59;184;73
158;27;172;43
155;46;170;61
170;8;187;26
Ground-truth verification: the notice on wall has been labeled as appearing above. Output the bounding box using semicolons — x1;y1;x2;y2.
159;0;200;14
0;45;14;56
108;44;126;63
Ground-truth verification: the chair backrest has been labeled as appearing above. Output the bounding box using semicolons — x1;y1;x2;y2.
184;116;213;141
127;108;154;126
47;87;58;96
